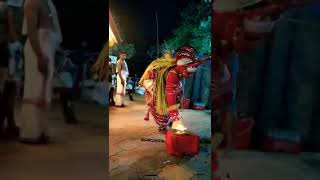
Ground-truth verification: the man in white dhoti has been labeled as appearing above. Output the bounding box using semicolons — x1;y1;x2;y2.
20;0;62;144
115;52;129;107
53;49;78;124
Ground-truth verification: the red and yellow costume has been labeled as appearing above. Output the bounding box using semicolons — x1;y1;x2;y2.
140;46;209;129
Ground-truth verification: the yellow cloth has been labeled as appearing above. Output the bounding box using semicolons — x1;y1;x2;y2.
139;57;175;115
91;43;108;81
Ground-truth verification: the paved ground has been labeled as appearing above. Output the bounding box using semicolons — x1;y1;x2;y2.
2;97;318;180
109;95;212;180
217;151;320;180
0;101;106;180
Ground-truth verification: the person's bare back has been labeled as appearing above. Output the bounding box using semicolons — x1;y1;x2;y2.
24;0;54;31
24;0;57;75
36;0;54;30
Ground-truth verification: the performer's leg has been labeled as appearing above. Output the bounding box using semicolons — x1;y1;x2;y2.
155;116;168;133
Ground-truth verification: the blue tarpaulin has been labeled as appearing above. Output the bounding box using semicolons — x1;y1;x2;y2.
184;56;211;108
238;3;320;149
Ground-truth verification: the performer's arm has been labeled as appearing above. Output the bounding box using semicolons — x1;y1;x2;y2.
24;0;42;58
166;71;180;122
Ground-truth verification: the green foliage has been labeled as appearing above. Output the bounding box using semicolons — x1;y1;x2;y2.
110;13;136;59
147;45;157;59
189;16;211;54
109;42;136;60
148;0;211;58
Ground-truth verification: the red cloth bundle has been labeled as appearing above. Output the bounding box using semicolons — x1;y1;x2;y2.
182;99;190;109
165;129;200;157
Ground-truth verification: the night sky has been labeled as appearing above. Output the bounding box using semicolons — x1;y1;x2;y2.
109;0;190;75
53;0;107;52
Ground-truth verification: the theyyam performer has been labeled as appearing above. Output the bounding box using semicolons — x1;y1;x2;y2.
139;46;210;132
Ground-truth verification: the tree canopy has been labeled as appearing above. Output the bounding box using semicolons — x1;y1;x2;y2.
109;13;136;59
148;0;211;59
109;42;136;60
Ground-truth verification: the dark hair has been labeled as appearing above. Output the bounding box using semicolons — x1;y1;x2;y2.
119;51;126;55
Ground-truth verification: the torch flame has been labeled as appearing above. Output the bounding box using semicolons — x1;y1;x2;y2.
172;120;187;132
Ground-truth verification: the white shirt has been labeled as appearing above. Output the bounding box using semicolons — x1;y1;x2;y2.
116;59;129;77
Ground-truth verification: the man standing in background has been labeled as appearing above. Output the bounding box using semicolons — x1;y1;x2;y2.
109;58;116;106
53;49;78;124
20;0;62;144
115;52;129;107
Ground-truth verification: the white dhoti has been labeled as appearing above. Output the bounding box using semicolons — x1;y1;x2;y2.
20;29;59;140
115;70;127;106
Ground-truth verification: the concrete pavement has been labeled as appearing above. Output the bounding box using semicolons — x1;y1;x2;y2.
109;95;212;180
217;151;320;180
